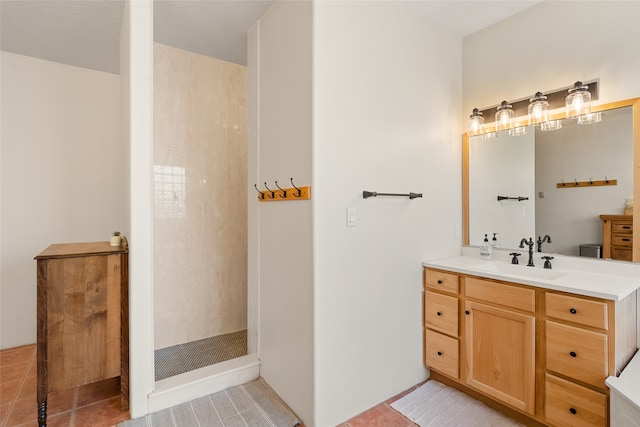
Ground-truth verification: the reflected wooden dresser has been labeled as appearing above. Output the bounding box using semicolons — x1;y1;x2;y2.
35;239;129;427
600;214;633;261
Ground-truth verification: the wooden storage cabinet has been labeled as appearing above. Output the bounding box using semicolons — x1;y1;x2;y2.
600;214;633;261
422;267;638;427
36;240;129;427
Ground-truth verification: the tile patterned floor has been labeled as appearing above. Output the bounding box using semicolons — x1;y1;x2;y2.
338;381;425;427
0;343;432;426
0;344;130;427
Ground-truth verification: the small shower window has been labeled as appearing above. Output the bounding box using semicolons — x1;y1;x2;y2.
154;165;186;219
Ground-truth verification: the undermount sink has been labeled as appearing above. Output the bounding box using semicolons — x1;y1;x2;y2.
468;260;566;281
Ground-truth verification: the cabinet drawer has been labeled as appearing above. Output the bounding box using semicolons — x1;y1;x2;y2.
465;277;535;313
612;247;633;261
424;329;458;379
424;269;459;294
545;374;607;427
613;234;633;246
613;222;633;234
546;321;608;388
545;293;608;330
424;291;458;336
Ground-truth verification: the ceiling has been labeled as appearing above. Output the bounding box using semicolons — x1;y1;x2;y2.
0;0;541;74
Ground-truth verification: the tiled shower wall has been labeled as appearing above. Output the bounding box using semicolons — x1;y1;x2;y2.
153;43;247;350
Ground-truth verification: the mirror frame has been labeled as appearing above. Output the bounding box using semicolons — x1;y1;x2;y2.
463;97;640;262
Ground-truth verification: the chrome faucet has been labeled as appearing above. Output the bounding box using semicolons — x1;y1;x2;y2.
519;237;535;267
537;234;552;252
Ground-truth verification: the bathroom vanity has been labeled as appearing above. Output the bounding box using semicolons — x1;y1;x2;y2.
423;250;639;427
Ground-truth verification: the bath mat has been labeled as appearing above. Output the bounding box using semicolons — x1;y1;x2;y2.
390;380;523;426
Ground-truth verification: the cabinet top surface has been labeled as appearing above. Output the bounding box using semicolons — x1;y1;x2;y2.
35;241;127;259
423;254;640;301
600;214;633;221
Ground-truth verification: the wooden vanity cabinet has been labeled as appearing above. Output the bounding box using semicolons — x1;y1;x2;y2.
35;240;129;427
422;267;638;427
600;214;633;261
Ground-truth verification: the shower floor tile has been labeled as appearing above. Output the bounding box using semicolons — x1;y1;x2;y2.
154;329;247;381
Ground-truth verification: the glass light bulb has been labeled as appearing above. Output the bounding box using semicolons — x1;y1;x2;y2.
566;81;591;118
468;108;484;136
577;111;602;125
528;92;549;126
540;120;562;131
495;101;514;133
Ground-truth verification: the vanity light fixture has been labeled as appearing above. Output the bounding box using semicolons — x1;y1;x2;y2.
540;120;562;131
468;108;485;136
509;125;527;136
565;81;592;118
577;111;602;125
495;101;514;133
528;92;550;125
483;131;497;141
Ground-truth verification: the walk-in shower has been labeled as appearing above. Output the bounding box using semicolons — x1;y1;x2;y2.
152;43;248;381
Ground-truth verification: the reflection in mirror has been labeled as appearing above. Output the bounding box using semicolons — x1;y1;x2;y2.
467;106;633;257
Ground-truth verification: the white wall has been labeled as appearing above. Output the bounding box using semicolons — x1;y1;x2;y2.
0;51;121;350
121;0;155;418
463;1;640;115
251;2;315;423
312;2;461;425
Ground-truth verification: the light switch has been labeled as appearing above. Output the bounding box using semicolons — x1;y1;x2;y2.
347;207;357;227
454;224;461;240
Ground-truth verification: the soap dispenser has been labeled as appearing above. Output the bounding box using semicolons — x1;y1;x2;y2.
480;234;492;259
491;233;500;249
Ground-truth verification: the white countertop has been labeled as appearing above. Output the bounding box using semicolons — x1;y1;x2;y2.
423;247;640;301
607;351;640;411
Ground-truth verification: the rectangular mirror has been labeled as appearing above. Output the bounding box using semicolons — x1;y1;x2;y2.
463;98;640;262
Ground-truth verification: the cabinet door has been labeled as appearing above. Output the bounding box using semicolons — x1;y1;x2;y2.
465;300;535;414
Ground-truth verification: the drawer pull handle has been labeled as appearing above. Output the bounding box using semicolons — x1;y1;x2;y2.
622;238;631;242
437;279;443;284
437;351;442;356
622;226;631;229
569;308;577;314
465;310;470;315
570;351;577;358
569;408;577;415
436;311;442;316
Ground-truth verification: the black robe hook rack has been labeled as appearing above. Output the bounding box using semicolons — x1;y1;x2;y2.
363;191;422;199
